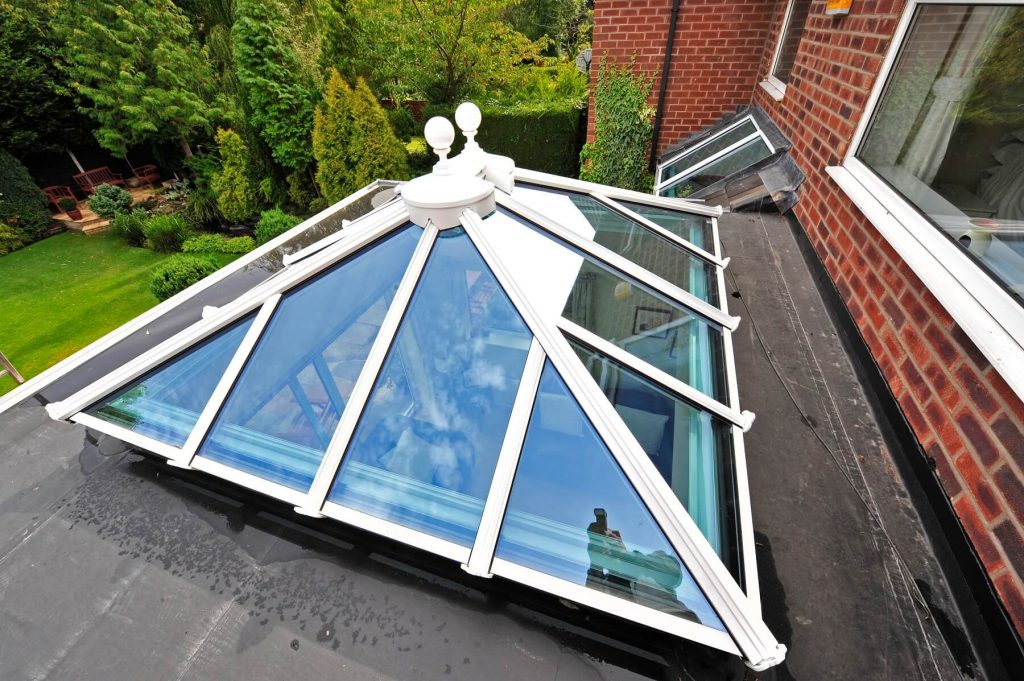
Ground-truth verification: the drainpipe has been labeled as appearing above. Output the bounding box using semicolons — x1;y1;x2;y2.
650;0;683;172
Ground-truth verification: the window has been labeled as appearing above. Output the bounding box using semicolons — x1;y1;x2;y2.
763;0;812;97
830;1;1024;400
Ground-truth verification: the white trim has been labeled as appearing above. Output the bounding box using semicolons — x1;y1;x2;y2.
463;209;785;670
514;167;723;217
169;294;282;469
759;78;786;101
70;412;182;460
321;501;471;563
495;193;739;331
295;222;439;517
462;340;547;577
1;181;388;416
490;558;740;656
189;455;309;507
767;0;798;86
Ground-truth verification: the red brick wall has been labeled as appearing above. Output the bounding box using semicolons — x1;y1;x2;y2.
750;0;1024;634
588;0;776;156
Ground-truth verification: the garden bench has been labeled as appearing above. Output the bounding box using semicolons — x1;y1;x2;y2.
73;167;126;194
42;185;79;213
129;162;161;187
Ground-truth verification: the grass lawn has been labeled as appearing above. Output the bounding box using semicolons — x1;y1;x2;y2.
0;230;235;396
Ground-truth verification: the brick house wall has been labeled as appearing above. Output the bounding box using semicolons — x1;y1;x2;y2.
590;0;1024;636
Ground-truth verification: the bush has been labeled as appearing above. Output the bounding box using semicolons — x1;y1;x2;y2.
254;208;301;245
150;255;219;301
182;233;255;254
406;137;433;177
0;150;50;244
144;214;191;252
88;183;133;218
286;169;316;213
212;128;261;223
388;105;416;141
184;154;224;228
110;208;149;247
222;236;256;254
308;197;328;213
0;221;27;256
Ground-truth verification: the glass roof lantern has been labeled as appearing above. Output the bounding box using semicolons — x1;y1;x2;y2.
45;103;784;671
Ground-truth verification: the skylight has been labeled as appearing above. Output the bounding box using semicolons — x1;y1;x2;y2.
46;104;785;670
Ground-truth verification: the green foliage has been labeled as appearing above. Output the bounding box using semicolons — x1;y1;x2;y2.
0;149;50;244
506;0;591;57
286;169;317;212
962;12;1024;127
183;154;224;228
254;208;301;245
308;197;329;213
87;183;133;219
406;137;433;177
313;70;356;202
349;78;410;185
57;0;223;156
0;221;26;256
144;214;191;252
388;106;416;142
110;208;149;247
233;0;317;170
58;197;77;211
182;233;255;254
150;254;218;301
318;0;358;82
580;60;655;191
212;128;261;223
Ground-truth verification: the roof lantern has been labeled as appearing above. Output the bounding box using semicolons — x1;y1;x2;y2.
42;104;784;671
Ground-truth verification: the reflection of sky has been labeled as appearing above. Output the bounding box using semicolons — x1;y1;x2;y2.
330;229;533;546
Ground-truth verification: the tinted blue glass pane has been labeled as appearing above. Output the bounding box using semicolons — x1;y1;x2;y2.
617;201;712;252
496;362;724;630
329;229;532;546
198;225;421;491
86;318;255;447
567;338;742;585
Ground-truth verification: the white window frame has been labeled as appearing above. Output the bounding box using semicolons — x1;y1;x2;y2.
760;0;803;100
827;0;1024;400
654;116;776;196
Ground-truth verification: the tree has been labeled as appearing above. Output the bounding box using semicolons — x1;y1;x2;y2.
212;128;261;222
57;0;222;157
233;0;318;171
348;78;410;187
312;69;356;202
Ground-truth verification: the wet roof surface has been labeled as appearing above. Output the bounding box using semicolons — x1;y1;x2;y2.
0;211;988;680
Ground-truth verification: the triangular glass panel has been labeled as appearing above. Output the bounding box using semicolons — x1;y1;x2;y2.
196;224;422;491
328;228;533;547
566;337;742;586
495;361;725;630
617;200;713;252
84;316;255;447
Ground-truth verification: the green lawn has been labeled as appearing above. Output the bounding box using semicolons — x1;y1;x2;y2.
0;231;234;396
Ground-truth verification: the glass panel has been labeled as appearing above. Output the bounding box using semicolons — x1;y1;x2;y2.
772;0;811;83
496;362;724;630
567;338;742;584
515;186;718;303
85;317;255;447
661;138;773;199
617;200;713;251
660;120;757;181
328;229;533;546
857;4;1024;305
197;225;422;491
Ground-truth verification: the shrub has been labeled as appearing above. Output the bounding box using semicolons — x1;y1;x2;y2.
579;61;655;190
144;214;191;252
0;149;50;243
388;105;416;141
286;169;316;213
58;197;78;212
110;208;149;247
182;233;255;254
0;221;27;256
222;236;256;254
254;208;301;245
313;69;356;203
212;128;261;223
349;77;410;185
184;154;223;228
308;197;328;213
150;255;219;301
88;183;133;218
406;137;433;177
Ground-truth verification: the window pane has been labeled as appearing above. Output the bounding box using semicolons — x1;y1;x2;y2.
661;138;773;199
85;317;254;447
617;200;713;251
660;120;758;180
857;4;1024;303
567;338;742;585
329;229;533;546
197;225;422;491
515;185;718;304
772;0;811;83
496;362;725;630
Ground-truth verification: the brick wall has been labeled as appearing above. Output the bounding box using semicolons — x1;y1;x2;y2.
749;0;1024;634
588;0;776;156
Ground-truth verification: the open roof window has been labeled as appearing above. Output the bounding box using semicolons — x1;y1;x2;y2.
47;105;784;671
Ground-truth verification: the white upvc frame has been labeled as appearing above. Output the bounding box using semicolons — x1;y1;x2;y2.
0;181;390;417
760;0;800;100
655;116;776;196
827;0;1024;400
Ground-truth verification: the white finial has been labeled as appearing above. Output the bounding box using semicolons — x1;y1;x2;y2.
424;116;455;164
455;102;482;150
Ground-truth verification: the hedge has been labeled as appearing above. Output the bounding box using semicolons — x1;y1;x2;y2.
0;150;50;251
150;255;219;301
420;100;585;177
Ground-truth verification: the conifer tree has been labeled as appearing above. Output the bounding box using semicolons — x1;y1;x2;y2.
212;128;261;223
312;69;356;203
348;78;410;187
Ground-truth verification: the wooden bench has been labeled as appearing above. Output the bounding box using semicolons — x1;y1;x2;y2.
129;163;161;187
73;167;126;194
42;185;79;213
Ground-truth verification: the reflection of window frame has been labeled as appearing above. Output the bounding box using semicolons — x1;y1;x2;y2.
760;0;805;100
827;0;1024;401
655;116;776;196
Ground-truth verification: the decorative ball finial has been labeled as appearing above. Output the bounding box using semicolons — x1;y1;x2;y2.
455;102;482;148
424;116;455;164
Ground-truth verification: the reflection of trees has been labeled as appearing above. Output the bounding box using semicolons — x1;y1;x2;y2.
962;10;1024;128
97;384;146;428
585;509;700;623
